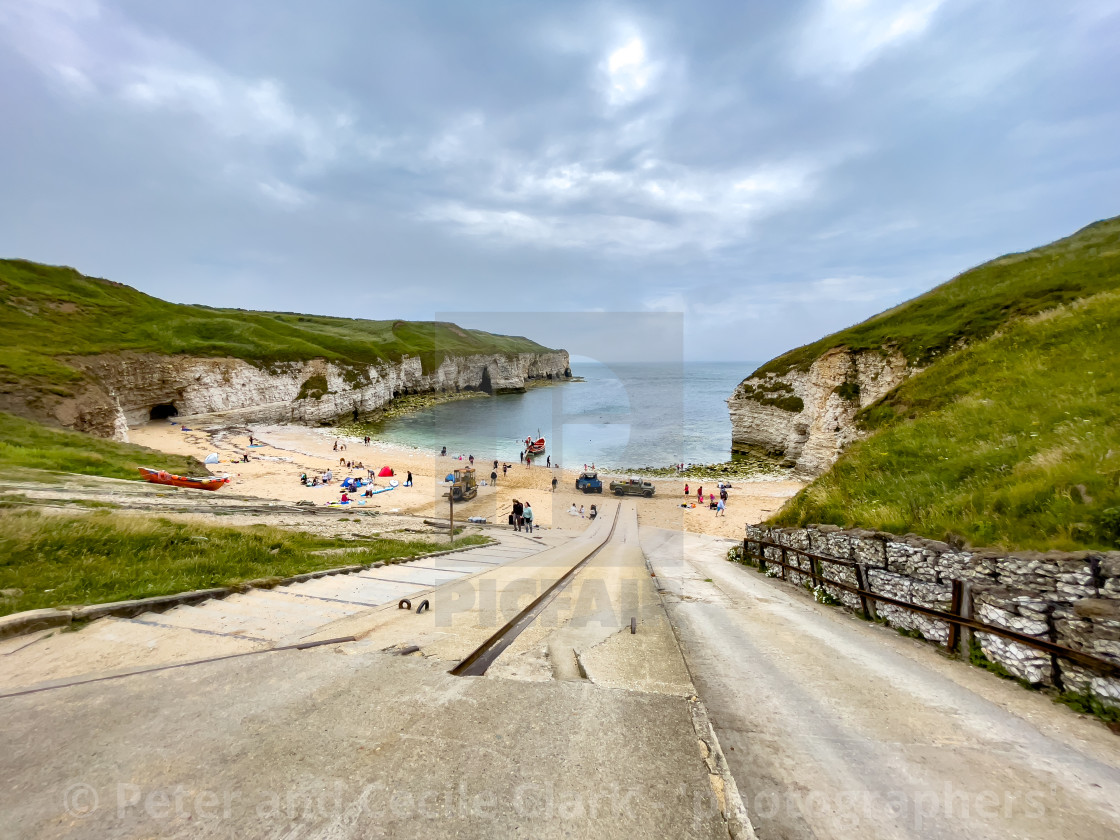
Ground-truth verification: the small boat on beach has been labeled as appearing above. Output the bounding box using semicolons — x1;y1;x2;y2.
524;434;546;455
138;467;230;491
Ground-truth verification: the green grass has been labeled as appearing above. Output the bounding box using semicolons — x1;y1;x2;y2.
0;258;555;391
0;508;489;616
751;216;1120;378
772;290;1120;550
0;412;204;480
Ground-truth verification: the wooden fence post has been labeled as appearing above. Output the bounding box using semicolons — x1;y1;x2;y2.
780;545;787;580
853;563;872;619
947;579;963;653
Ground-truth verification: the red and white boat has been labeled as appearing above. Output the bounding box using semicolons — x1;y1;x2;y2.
524;435;546;455
138;467;230;491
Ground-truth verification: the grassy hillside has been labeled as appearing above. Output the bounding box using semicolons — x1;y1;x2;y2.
752;216;1120;378
0;508;488;616
0;258;555;394
0;412;204;480
771;222;1120;551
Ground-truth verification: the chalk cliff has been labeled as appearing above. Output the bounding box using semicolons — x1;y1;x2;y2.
728;347;911;476
37;351;570;441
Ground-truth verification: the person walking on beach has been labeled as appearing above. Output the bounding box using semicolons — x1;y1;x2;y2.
716;498;726;516
503;463;509;478
469;455;474;466
551;476;557;492
523;502;534;533
512;499;523;531
491;470;498;486
684;483;689;497
697;486;703;503
519;450;524;464
405;471;413;487
546;455;551;468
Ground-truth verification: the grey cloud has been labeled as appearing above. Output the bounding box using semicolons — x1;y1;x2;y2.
1;0;1117;362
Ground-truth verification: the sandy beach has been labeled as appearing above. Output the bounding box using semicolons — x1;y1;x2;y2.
129;420;804;539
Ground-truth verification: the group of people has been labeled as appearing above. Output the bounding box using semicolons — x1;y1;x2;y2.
519;450;553;468
300;468;334;487
567;503;597;519
683;483;728;516
509;499;534;532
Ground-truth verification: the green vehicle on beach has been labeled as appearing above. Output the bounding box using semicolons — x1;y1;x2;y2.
609;477;655;498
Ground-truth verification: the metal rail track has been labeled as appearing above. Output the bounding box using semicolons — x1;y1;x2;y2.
450;504;622;677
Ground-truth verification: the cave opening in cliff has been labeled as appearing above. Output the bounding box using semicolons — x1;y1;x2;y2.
478;366;494;395
149;402;179;420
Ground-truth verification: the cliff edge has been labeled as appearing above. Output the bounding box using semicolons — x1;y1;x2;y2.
0;259;570;439
730;215;1120;477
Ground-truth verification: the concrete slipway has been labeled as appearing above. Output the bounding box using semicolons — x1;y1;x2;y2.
0;504;739;839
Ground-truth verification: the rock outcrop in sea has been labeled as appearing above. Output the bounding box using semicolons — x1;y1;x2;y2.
727;347;910;476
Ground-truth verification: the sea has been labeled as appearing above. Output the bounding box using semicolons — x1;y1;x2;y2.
361;361;759;470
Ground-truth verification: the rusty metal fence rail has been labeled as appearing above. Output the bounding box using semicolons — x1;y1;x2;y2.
743;537;1120;679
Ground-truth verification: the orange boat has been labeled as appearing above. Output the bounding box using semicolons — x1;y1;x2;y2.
138;467;229;491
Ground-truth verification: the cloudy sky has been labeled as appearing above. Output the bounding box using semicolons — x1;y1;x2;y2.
2;1;1118;362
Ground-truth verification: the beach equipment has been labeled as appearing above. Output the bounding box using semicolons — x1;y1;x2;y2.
138;468;229;491
378;466;394;477
445;473;454;482
368;484;396;495
203;453;220;464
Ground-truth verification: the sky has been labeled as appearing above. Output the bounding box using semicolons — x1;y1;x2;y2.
2;0;1119;363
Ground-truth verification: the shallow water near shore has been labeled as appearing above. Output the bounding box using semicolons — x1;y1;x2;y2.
356;361;759;470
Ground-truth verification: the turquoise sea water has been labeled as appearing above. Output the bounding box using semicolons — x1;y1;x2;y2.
364;362;757;469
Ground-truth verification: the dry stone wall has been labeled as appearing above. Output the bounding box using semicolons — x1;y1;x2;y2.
745;523;1120;709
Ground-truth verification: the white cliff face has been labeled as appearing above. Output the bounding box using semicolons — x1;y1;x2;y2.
728;347;911;476
64;350;571;440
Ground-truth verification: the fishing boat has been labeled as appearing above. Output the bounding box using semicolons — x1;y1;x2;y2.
138;467;230;491
524;434;546;455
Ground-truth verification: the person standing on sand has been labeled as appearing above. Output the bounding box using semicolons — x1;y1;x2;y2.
405;471;413;487
697;486;703;503
503;463;509;477
546;455;551;468
491;470;498;486
520;450;524;464
523;502;534;533
684;483;689;497
512;499;523;531
551;476;557;492
716;498;726;516
469;455;474;466
526;455;532;468
333;441;338;452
